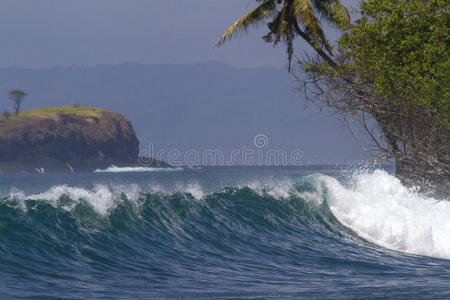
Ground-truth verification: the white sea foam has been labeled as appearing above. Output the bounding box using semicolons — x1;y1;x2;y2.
176;182;206;200
318;170;450;260
6;168;449;260
7;181;207;216
147;182;206;200
10;184;142;216
245;178;294;199
94;166;183;173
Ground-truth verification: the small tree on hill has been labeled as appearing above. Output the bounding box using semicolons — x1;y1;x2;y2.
8;90;27;115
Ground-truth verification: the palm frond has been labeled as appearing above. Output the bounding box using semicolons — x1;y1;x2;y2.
215;0;345;69
271;1;291;46
292;0;323;41
310;0;350;26
310;0;336;23
285;24;295;71
215;0;277;47
292;0;332;53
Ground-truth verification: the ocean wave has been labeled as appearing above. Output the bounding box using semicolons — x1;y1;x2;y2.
2;169;449;260
8;184;142;216
94;166;183;173
319;170;450;260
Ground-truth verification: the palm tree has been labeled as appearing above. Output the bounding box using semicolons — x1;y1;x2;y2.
215;0;349;70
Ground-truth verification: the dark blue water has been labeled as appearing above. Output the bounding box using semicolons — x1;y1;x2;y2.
1;166;449;299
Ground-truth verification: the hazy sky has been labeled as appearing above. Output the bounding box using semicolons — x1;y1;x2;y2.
0;0;296;68
0;0;367;165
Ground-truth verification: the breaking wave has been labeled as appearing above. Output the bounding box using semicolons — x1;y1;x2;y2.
2;170;448;260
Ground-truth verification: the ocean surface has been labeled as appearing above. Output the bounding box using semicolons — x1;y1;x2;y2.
0;166;449;299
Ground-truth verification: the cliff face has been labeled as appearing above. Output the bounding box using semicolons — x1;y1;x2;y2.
0;106;144;172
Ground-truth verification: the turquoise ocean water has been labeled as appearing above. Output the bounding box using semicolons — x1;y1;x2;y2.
1;166;449;299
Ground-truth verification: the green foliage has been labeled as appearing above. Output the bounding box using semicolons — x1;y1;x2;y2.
8;90;27;97
8;89;28;115
339;0;449;129
216;0;349;70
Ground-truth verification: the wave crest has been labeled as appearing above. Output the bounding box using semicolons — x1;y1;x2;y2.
321;170;450;259
2;169;449;260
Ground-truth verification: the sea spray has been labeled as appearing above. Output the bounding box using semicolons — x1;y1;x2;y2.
322;170;450;259
2;167;450;298
2;169;449;260
8;184;142;216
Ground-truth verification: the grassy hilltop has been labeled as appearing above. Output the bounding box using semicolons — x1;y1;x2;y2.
0;106;144;172
2;106;109;119
0;106;110;135
0;106;132;140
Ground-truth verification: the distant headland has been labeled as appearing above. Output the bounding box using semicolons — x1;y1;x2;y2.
0;106;169;173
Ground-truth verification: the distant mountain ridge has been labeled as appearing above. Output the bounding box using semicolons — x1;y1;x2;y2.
0;62;367;164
